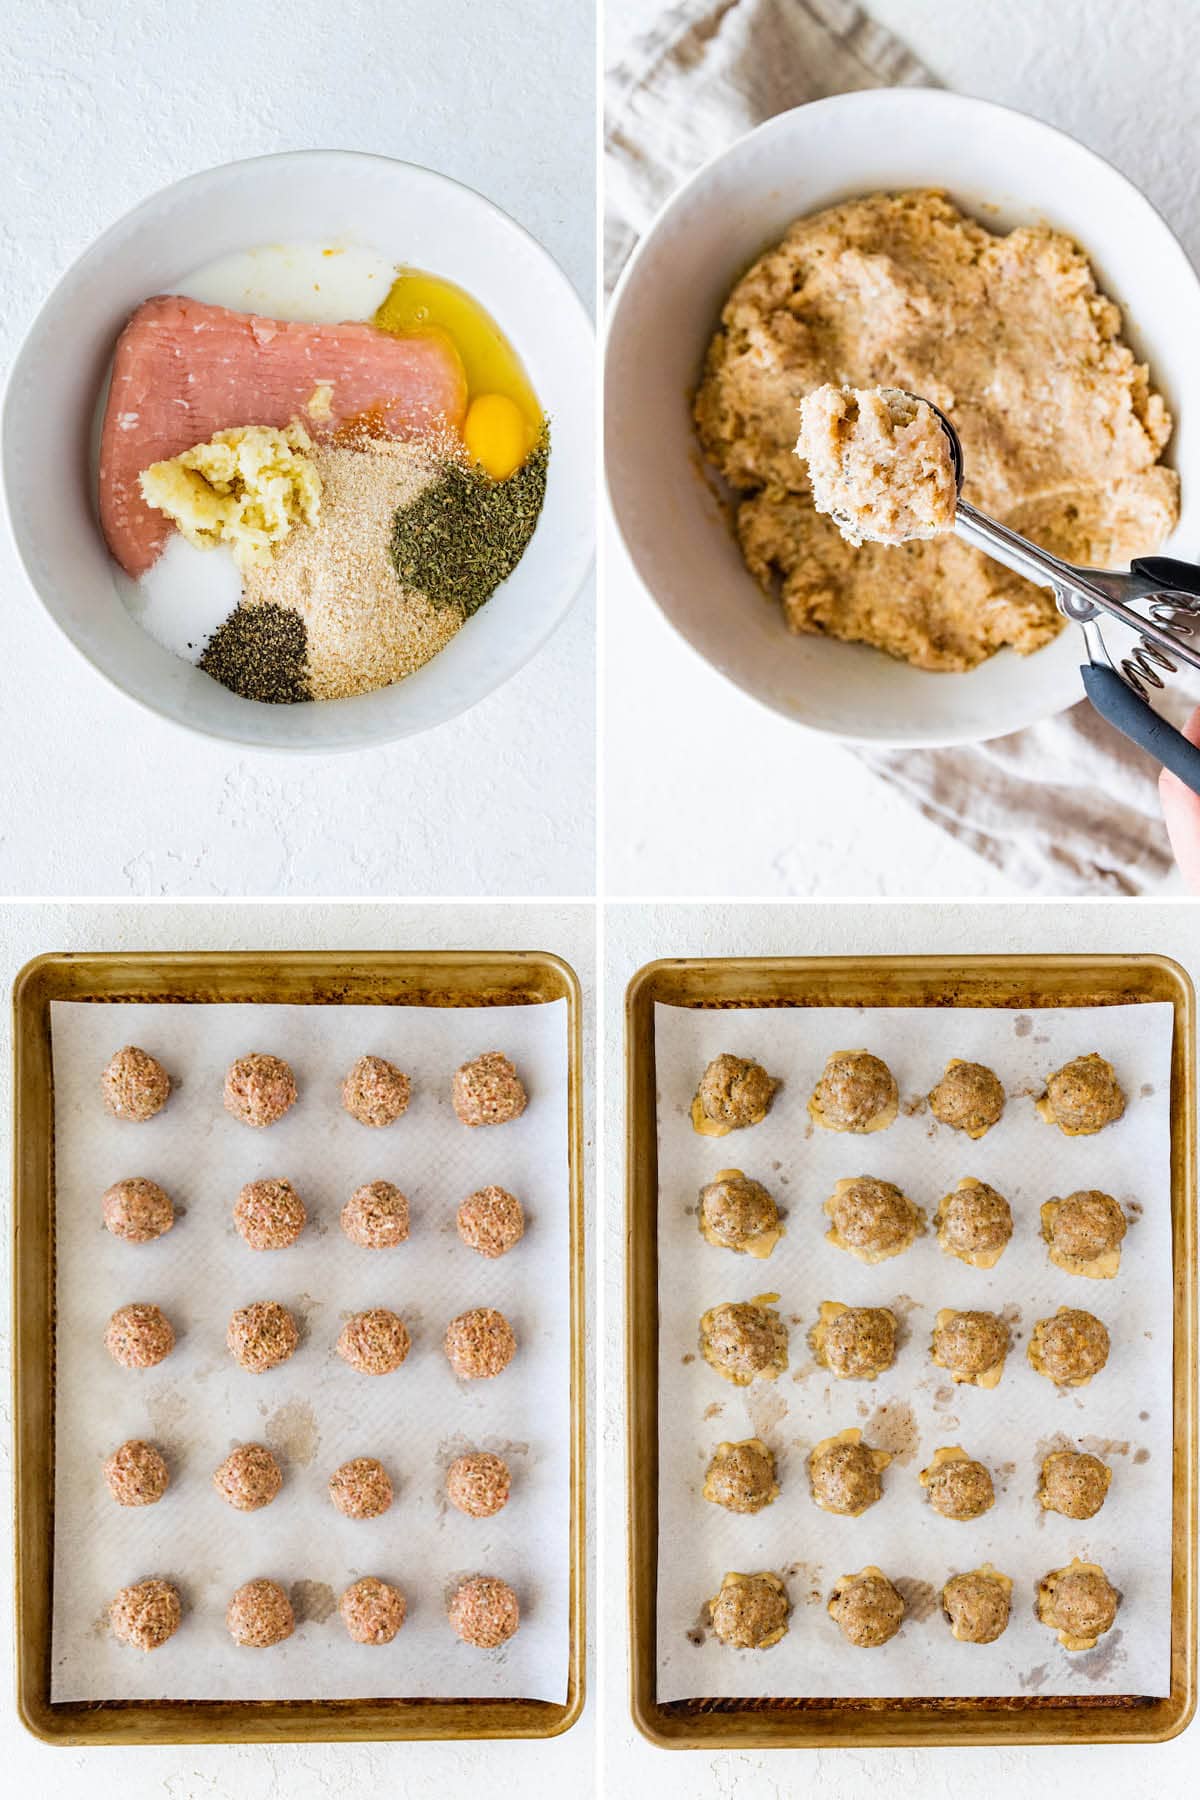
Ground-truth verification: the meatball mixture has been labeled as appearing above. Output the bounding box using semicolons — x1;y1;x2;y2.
329;1456;394;1519
341;1054;411;1126
337;1308;411;1375
340;1576;407;1644
798;384;958;546
809;1302;897;1380
1029;1308;1110;1386
340;1180;410;1249
808;1050;898;1133
942;1566;1012;1644
935;1178;1013;1269
234;1178;306;1251
444;1307;517;1379
109;1577;181;1650
708;1570;790;1649
809;1429;890;1516
931;1309;1010;1388
702;1438;780;1514
928;1059;1006;1138
827;1568;905;1648
1039;1449;1113;1520
1037;1053;1126;1135
227;1300;299;1372
698;1169;782;1257
226;1578;295;1647
102;1176;174;1244
104;1439;170;1506
223;1053;297;1128
101;1046;171;1122
919;1447;995;1520
699;1298;788;1385
691;1053;779;1136
824;1175;924;1263
448;1574;521;1647
446;1451;512;1518
1041;1190;1127;1279
452;1052;528;1127
457;1185;525;1259
105;1302;175;1369
213;1443;283;1512
1036;1559;1120;1651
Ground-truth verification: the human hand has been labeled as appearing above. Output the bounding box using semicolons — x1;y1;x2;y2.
1158;706;1200;891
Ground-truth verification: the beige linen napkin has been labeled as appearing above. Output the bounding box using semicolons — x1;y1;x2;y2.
606;0;1186;894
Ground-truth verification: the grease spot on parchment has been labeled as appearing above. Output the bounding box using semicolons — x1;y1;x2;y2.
1133;1447;1150;1465
1014;1016;1033;1038
290;1579;335;1625
702;1402;723;1420
1072;1627;1126;1682
747;1387;788;1440
685;1596;710;1647
865;1400;918;1465
1080;1436;1129;1457
895;1577;936;1622
902;1094;926;1118
781;1559;824;1606
1140;1083;1154;1098
264;1398;319;1466
681;1353;695;1365
146;1386;188;1436
1019;1662;1049;1690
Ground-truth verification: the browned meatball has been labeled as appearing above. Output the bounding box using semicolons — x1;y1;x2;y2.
828;1569;905;1647
920;1449;994;1520
692;1054;779;1134
102;1177;174;1243
234;1178;306;1250
698;1171;782;1256
811;1303;897;1380
942;1568;1011;1643
825;1176;923;1262
446;1451;512;1518
448;1575;520;1647
105;1302;175;1369
809;1050;897;1133
213;1444;283;1512
1041;1191;1127;1276
337;1308;411;1375
110;1577;181;1650
101;1047;171;1122
809;1432;889;1516
340;1180;410;1249
1037;1560;1119;1649
1038;1053;1125;1135
1039;1450;1112;1520
935;1179;1012;1267
700;1299;788;1384
452;1052;527;1127
340;1577;407;1644
341;1055;411;1126
931;1310;1009;1387
224;1054;297;1128
444;1307;517;1379
709;1571;790;1648
702;1438;779;1514
104;1439;169;1506
226;1300;298;1372
457;1185;525;1259
1029;1309;1110;1386
329;1456;393;1519
226;1578;294;1647
928;1060;1005;1138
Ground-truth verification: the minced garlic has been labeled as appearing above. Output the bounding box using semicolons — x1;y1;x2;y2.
139;422;321;570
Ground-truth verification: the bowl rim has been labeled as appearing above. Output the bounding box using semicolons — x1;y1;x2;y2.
604;86;1200;749
2;147;595;756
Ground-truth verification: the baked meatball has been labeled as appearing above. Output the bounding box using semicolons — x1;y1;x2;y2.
809;1430;890;1516
824;1175;924;1262
213;1443;283;1512
340;1180;410;1249
452;1052;527;1127
105;1302;175;1369
1028;1308;1110;1386
919;1447;995;1520
942;1566;1012;1644
448;1575;520;1647
931;1309;1009;1387
699;1298;788;1385
223;1053;297;1128
329;1456;394;1519
102;1177;174;1243
337;1308;411;1375
341;1055;411;1126
234;1178;306;1250
708;1570;790;1648
101;1047;171;1122
444;1307;516;1379
702;1438;779;1514
928;1059;1005;1138
1036;1559;1119;1650
104;1439;169;1506
1041;1190;1127;1278
810;1302;897;1380
1037;1053;1125;1135
226;1578;294;1647
457;1185;525;1259
691;1053;779;1136
828;1568;905;1647
226;1300;299;1372
1039;1450;1112;1520
934;1178;1012;1269
109;1577;181;1650
698;1170;782;1257
809;1050;897;1134
340;1576;407;1644
446;1451;512;1518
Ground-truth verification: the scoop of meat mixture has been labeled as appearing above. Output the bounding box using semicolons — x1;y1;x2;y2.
1042;1190;1127;1273
226;1300;299;1372
340;1576;407;1644
698;1171;781;1255
921;1450;995;1520
809;1050;897;1132
102;1177;175;1243
225;1578;295;1647
213;1443;283;1511
444;1307;517;1379
935;1179;1013;1265
448;1575;520;1648
709;1571;790;1649
104;1439;170;1506
693;1053;779;1133
457;1185;525;1259
1039;1053;1126;1135
700;1299;788;1384
1029;1308;1110;1385
452;1052;528;1127
1037;1561;1119;1648
931;1309;1009;1384
223;1053;297;1128
328;1456;394;1519
340;1180;410;1249
798;384;958;546
825;1175;923;1261
703;1438;779;1513
942;1568;1011;1644
234;1177;306;1250
341;1055;411;1126
105;1302;175;1369
1039;1450;1112;1520
809;1434;888;1515
928;1060;1005;1137
813;1304;897;1380
110;1577;181;1650
337;1308;411;1375
101;1046;172;1121
828;1570;905;1648
446;1451;512;1518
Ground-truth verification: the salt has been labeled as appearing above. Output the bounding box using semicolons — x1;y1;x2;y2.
127;534;243;662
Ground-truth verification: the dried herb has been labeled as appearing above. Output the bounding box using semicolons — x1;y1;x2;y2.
390;428;549;616
199;603;311;704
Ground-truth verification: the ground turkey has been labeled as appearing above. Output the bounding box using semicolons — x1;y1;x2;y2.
708;1571;790;1648
928;1060;1005;1137
703;1438;779;1514
213;1443;283;1511
692;1053;779;1134
942;1567;1011;1643
1038;1053;1125;1135
935;1178;1013;1267
102;1177;175;1243
340;1577;407;1643
105;1302;175;1368
825;1176;923;1262
340;1180;410;1248
109;1577;181;1650
809;1050;897;1132
444;1307;517;1379
101;1046;171;1121
700;1299;788;1384
234;1178;306;1250
1038;1450;1112;1519
226;1300;299;1372
698;1171;782;1256
223;1053;297;1128
225;1578;295;1647
448;1575;520;1647
446;1451;512;1517
452;1052;527;1127
828;1569;905;1647
341;1055;411;1126
457;1185;525;1258
104;1439;170;1506
1029;1308;1110;1385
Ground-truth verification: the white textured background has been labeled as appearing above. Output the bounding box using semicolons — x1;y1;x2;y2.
604;0;1199;897
0;0;596;898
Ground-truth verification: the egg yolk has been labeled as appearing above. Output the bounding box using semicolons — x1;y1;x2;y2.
464;394;529;480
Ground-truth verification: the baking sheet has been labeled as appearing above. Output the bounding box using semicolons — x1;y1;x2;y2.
49;998;571;1704
654;1001;1174;1702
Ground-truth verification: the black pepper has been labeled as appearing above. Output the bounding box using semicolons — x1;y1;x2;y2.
199;603;312;704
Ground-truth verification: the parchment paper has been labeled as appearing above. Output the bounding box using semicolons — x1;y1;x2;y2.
654;1000;1175;1701
50;997;571;1704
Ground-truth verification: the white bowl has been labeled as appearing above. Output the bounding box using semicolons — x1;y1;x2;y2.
605;89;1200;747
2;150;593;752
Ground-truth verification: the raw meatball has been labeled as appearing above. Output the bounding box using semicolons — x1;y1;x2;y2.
105;1302;175;1369
1038;1053;1125;1135
809;1050;897;1133
225;1578;295;1647
708;1570;790;1649
341;1055;411;1126
1036;1559;1119;1650
942;1567;1012;1644
827;1568;905;1647
340;1576;407;1644
702;1438;779;1514
109;1577;181;1650
698;1171;782;1257
226;1300;299;1372
931;1309;1009;1387
928;1060;1005;1138
935;1178;1013;1268
920;1448;995;1520
824;1175;924;1262
328;1456;394;1519
101;1046;171;1122
102;1177;174;1244
337;1308;411;1375
457;1185;525;1259
224;1053;297;1128
444;1307;517;1379
1041;1190;1127;1277
699;1299;788;1385
1028;1308;1110;1386
213;1443;283;1512
452;1052;528;1127
448;1574;520;1647
446;1451;512;1518
104;1439;170;1506
691;1054;779;1135
340;1180;410;1249
810;1303;897;1380
234;1178;306;1250
1039;1450;1112;1520
809;1430;890;1516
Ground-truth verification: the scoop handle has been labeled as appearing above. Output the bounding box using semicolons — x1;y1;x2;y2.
1082;662;1200;795
1132;555;1200;600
